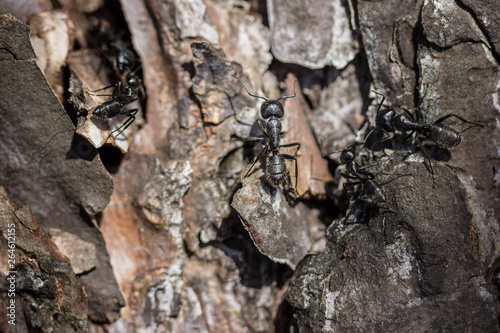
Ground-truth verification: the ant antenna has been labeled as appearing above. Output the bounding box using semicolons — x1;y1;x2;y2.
323;149;342;157
371;90;386;113
232;75;268;101
233;74;297;102
460;122;485;134
363;90;389;148
276;79;297;102
323;142;362;157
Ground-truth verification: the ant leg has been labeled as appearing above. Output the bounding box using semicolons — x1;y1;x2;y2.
371;90;386;114
365;93;393;149
91;82;121;98
129;63;142;76
111;108;139;139
243;136;265;144
256;119;267;136
340;172;359;181
244;143;267;177
280;141;301;156
414;108;425;123
242;136;265;157
92;84;116;93
343;181;360;197
323;149;342;157
418;142;435;177
357;159;375;179
323;142;360;157
376;173;411;187
434;113;485;132
401;130;415;142
281;153;298;191
367;128;392;149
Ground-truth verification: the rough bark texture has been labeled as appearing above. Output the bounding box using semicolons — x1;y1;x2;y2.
0;189;88;332
288;155;499;332
0;0;499;332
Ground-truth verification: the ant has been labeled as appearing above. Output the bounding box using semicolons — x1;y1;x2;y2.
366;91;484;174
91;63;146;139
92;81;139;140
233;75;301;190
323;144;410;224
92;20;136;75
324;144;386;207
367;91;484;149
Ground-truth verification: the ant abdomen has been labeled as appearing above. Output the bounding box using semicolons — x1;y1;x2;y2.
94;100;120;119
362;179;386;205
428;124;461;148
266;154;287;186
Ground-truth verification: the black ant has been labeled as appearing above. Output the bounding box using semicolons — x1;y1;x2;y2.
92;20;136;75
91;63;146;139
323;144;410;224
367;91;484;149
233;75;301;190
367;91;484;174
324;144;386;207
92;81;139;139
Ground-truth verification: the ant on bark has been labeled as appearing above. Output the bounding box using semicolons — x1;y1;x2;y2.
323;144;408;224
233;75;301;191
92;20;136;75
368;91;484;148
92;81;139;139
366;91;484;174
90;62;147;141
324;144;386;208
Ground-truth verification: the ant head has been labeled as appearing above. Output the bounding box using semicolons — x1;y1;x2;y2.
233;74;296;119
340;147;356;164
376;109;395;132
261;100;284;119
